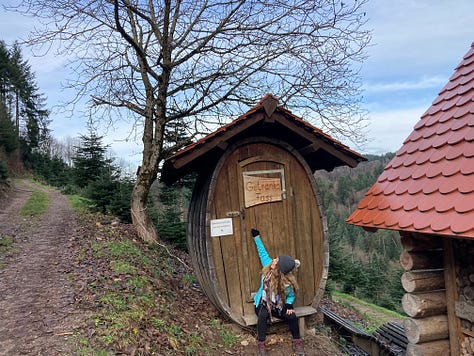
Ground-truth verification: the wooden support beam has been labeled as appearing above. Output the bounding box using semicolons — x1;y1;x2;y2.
404;315;449;343
443;238;460;356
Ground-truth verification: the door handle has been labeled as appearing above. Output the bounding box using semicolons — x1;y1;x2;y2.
225;209;245;219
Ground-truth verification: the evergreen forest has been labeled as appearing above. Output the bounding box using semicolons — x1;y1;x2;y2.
315;154;405;313
1;41;405;316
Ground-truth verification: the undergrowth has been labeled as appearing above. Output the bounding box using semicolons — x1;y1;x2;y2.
72;213;241;355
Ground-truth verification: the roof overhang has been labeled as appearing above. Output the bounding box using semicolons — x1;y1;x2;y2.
162;95;366;184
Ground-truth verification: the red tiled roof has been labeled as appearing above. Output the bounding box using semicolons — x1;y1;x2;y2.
347;42;474;238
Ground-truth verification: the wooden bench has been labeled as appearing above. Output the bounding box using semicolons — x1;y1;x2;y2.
241;306;317;335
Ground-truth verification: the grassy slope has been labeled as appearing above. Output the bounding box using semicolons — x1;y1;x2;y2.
331;292;406;333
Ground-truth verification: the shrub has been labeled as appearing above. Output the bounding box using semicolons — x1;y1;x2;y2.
0;160;8;181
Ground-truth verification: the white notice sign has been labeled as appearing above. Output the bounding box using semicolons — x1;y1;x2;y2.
210;218;233;237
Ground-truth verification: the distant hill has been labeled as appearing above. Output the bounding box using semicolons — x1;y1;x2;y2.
314;152;404;313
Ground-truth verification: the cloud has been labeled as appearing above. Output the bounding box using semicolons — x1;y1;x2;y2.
363;76;447;93
363;106;425;155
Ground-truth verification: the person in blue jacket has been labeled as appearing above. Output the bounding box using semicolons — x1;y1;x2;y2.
250;228;304;356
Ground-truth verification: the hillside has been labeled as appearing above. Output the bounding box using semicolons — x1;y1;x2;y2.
314;152;406;313
0;179;353;355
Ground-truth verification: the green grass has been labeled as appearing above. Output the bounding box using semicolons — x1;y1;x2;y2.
0;236;15;253
207;318;239;348
331;291;406;333
19;190;50;216
67;194;92;212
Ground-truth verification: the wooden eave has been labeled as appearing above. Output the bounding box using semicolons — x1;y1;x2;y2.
161;95;365;184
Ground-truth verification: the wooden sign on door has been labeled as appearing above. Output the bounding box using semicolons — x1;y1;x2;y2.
243;169;285;208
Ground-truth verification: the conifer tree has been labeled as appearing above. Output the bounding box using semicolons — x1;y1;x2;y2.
72;120;114;188
0;41;50;158
0;100;18;153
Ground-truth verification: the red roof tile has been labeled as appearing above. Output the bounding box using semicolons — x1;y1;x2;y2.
347;42;474;239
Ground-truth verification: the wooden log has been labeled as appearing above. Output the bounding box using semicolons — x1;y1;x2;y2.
401;235;443;252
400;250;444;271
401;271;445;293
402;291;447;318
404;315;449;343
406;340;450;356
463;286;474;301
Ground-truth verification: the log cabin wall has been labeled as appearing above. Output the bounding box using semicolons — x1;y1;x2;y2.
401;234;474;355
400;233;451;356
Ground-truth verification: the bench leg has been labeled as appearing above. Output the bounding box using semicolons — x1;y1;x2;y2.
298;317;306;336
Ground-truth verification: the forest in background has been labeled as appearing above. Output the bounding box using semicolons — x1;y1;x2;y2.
315;153;405;313
1;41;405;316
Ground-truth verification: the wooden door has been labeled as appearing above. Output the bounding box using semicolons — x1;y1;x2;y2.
208;140;326;323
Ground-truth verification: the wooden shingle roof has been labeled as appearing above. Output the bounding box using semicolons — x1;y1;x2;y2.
347;42;474;238
161;94;366;184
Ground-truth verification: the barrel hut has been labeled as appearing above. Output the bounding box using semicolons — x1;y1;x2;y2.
161;94;365;327
347;42;474;355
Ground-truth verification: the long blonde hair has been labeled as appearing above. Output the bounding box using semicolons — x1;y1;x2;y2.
262;264;299;299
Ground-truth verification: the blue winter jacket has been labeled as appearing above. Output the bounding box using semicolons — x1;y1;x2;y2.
252;236;295;308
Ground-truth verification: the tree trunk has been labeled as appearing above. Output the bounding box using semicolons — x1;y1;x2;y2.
131;171;158;243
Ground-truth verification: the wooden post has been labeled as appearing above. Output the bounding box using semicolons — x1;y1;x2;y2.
404;315;449;343
402;291;447;318
443;238;460;356
406;339;450;356
401;270;445;293
299;317;306;336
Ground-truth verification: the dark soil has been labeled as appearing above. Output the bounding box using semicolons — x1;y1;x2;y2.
0;179;357;355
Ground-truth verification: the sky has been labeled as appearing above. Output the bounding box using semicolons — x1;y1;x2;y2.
0;0;473;169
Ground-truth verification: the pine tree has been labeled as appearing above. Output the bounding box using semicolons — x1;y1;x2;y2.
0;41;50;169
0;100;18;153
72;121;113;188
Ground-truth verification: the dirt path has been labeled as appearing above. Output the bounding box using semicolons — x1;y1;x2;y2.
0;180;84;355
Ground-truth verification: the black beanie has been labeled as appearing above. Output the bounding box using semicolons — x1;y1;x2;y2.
278;255;295;274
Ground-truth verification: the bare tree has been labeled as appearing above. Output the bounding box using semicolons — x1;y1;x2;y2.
9;0;371;243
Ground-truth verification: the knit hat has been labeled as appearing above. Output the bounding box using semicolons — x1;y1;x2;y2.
278;255;300;274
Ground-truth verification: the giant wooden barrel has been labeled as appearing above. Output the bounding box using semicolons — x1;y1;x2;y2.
187;137;328;326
